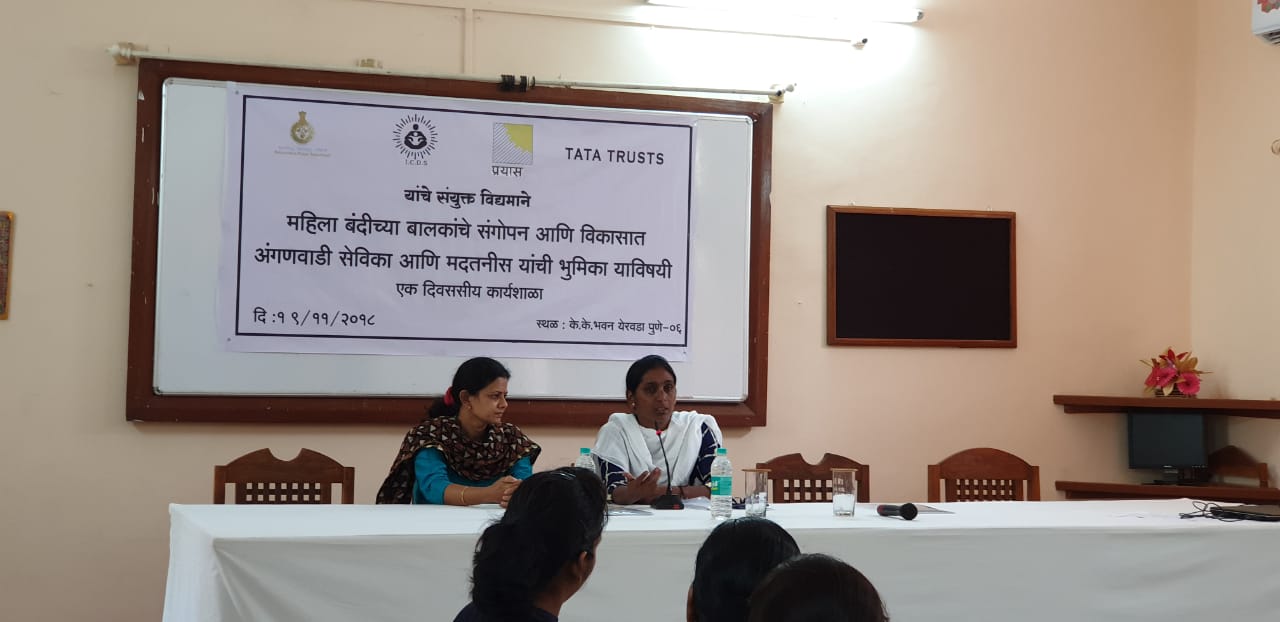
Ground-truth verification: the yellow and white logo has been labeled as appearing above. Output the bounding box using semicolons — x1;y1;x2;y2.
492;123;533;165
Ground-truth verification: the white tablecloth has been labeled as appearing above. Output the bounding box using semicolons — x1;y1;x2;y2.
163;499;1280;621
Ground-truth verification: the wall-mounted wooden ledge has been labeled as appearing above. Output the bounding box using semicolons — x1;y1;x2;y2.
1054;395;1280;419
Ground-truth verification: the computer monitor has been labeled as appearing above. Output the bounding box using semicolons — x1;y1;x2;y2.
1127;412;1208;484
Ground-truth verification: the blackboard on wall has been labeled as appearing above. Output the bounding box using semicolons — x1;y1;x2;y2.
826;206;1016;348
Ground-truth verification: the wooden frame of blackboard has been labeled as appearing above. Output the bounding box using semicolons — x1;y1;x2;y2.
125;58;771;426
0;211;11;320
826;206;1016;348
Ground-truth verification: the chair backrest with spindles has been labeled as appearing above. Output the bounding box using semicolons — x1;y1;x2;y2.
927;447;1040;502
213;448;354;504
756;453;870;503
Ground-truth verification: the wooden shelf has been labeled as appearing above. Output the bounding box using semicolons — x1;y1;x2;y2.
1056;480;1280;503
1054;394;1280;419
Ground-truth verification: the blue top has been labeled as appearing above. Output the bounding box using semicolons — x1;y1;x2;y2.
413;448;534;504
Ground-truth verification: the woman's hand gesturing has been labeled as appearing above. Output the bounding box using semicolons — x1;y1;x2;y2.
611;468;664;505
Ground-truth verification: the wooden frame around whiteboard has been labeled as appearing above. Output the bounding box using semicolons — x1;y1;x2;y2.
125;58;772;426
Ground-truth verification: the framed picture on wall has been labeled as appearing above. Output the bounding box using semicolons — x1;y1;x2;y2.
826;206;1016;348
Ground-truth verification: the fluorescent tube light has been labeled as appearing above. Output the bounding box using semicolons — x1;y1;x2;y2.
858;7;923;23
645;0;924;23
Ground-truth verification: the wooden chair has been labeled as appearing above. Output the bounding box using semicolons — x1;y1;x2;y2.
755;453;870;503
214;448;355;504
928;447;1040;502
1208;445;1270;488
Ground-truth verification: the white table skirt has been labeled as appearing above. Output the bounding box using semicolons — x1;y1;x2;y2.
163;498;1280;622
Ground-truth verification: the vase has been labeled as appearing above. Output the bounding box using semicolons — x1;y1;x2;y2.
1154;386;1193;398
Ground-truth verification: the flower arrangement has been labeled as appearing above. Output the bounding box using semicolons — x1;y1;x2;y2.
1141;348;1207;396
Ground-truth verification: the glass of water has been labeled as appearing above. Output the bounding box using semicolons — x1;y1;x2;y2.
743;469;769;517
831;468;857;517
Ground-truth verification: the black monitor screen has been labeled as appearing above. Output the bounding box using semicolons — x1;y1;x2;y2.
1127;413;1207;469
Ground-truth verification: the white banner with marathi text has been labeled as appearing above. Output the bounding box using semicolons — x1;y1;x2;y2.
218;83;693;360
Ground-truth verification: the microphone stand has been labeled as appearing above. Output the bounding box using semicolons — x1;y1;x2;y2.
649;428;684;510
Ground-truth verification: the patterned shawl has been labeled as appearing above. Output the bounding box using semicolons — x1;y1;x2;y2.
376;415;541;504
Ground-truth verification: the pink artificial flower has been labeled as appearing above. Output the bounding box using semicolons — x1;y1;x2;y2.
1144;365;1177;389
1176;372;1201;396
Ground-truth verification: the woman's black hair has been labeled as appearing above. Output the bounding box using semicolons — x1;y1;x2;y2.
747;554;889;622
625;354;677;395
428;357;510;418
470;467;608;618
691;517;800;622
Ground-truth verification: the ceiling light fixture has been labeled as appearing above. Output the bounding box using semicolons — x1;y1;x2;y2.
644;0;924;24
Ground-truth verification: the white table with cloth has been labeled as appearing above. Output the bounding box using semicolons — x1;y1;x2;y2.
163;498;1280;622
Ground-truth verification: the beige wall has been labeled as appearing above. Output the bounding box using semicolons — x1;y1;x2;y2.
0;0;1208;619
1190;3;1280;462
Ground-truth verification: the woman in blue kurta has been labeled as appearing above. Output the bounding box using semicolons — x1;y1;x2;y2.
376;357;541;505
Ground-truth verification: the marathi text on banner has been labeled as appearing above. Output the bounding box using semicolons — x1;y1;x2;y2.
219;84;694;360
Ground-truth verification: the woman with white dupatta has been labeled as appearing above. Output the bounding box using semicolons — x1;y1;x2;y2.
592;355;724;505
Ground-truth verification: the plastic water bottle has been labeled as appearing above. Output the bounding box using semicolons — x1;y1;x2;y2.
574;447;597;477
710;447;733;520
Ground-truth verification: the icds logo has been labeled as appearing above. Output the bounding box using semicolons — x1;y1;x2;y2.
393;113;439;164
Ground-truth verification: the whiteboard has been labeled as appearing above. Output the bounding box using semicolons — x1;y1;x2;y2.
154;79;752;400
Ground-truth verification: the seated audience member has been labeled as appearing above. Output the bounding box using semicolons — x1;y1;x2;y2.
748;554;889;622
454;467;608;622
593;354;724;504
688;517;801;622
376;357;540;505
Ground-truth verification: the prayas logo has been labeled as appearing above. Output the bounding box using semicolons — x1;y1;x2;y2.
393;113;439;165
492;123;534;166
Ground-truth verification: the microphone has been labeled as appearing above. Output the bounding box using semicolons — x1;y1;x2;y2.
876;503;918;520
649;427;684;510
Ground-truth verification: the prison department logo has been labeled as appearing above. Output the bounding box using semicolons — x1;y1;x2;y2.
393;114;440;164
290;111;315;145
492;123;534;166
273;110;329;158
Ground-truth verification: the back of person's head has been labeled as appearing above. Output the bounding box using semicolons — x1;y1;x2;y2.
625;354;677;394
747;554;889;622
471;467;608;618
689;517;800;622
428;356;510;418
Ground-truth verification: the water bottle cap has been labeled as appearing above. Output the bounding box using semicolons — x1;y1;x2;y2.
580;447;591;454
716;447;727;455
